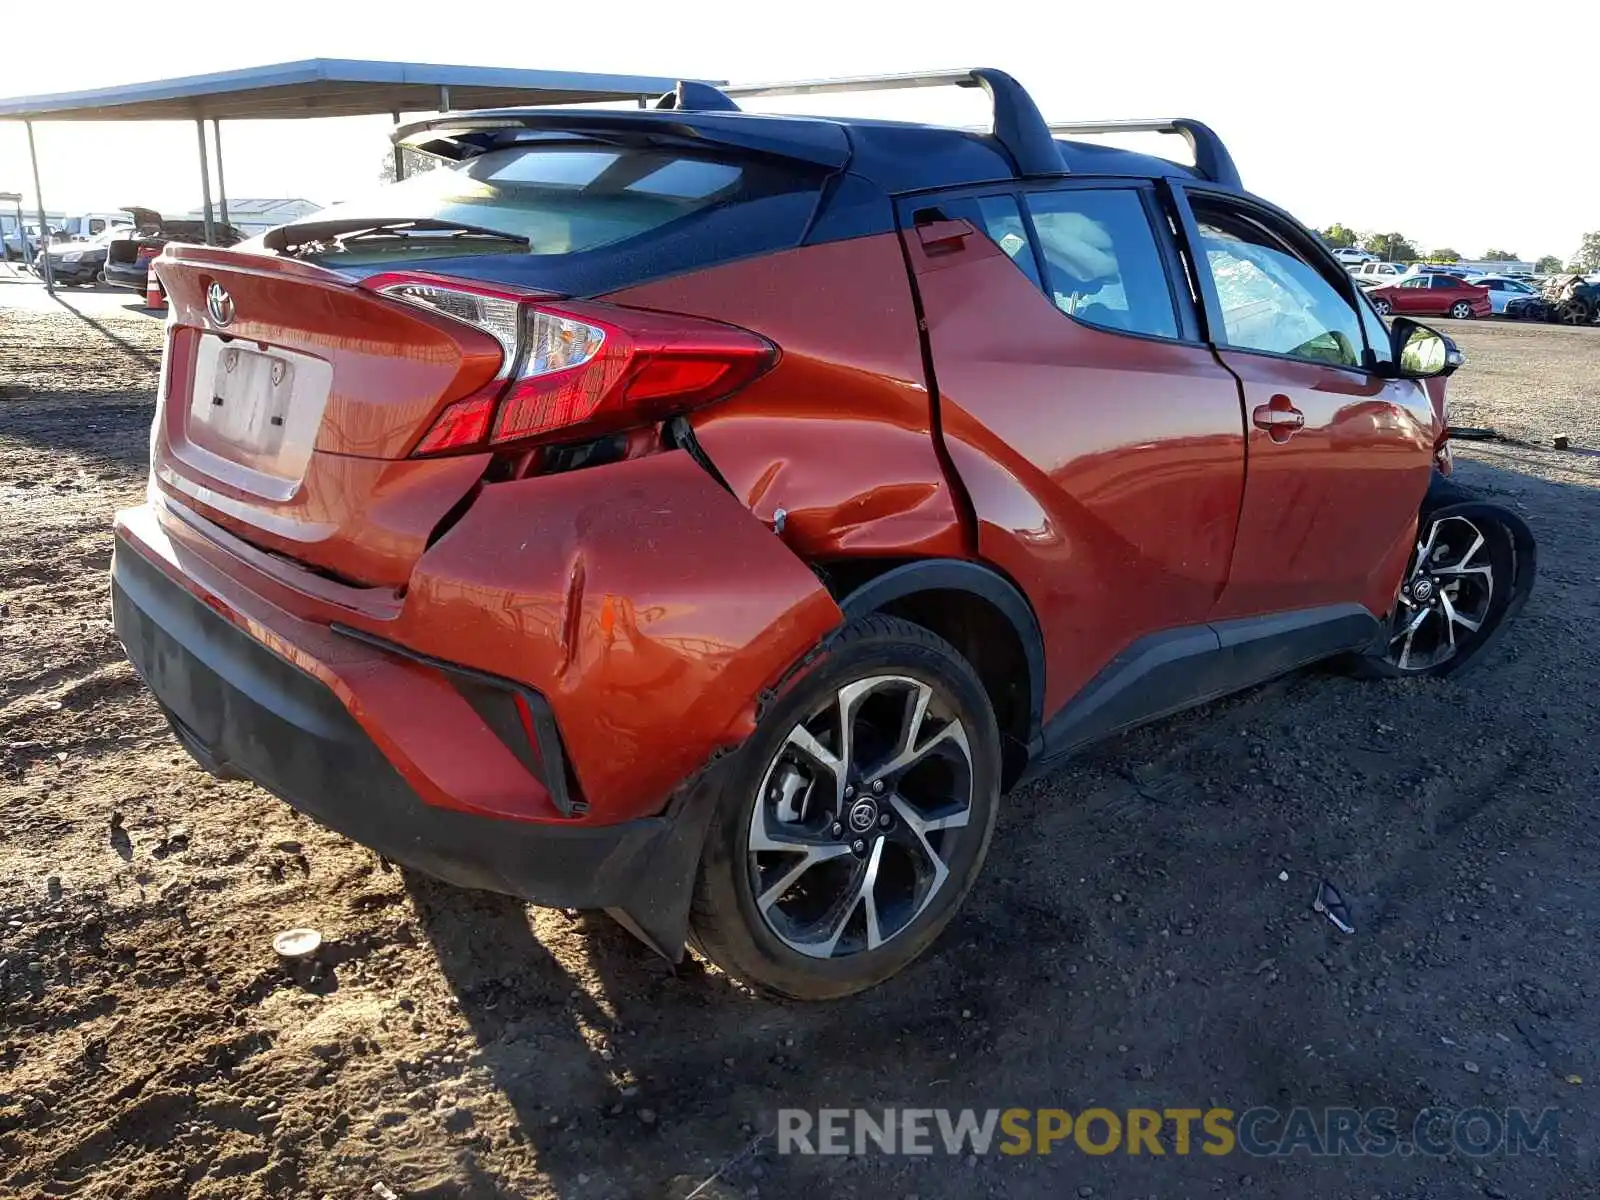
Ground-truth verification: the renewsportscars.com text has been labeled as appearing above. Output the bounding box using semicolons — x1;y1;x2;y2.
777;1106;1558;1159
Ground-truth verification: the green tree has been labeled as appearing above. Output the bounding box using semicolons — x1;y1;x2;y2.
1319;223;1361;249
378;148;441;184
1574;231;1600;272
1431;248;1462;263
1362;231;1419;262
1535;254;1564;273
1480;248;1518;262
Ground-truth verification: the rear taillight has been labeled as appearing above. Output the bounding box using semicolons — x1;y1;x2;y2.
364;272;777;457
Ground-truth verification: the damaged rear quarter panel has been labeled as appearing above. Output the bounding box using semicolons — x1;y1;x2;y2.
604;235;967;560
391;450;843;823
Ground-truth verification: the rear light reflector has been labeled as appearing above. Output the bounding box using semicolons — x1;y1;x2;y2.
364;273;776;457
412;392;498;455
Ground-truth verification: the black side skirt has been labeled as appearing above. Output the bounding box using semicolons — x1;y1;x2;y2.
1022;603;1380;780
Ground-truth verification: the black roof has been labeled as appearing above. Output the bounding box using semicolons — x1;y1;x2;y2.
396;108;1219;198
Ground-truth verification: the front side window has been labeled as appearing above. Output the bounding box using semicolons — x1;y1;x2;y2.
1021;188;1180;339
1190;199;1364;368
1400;276;1430;289
1355;289;1394;369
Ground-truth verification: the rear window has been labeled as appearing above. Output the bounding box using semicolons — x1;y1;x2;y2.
297;143;817;259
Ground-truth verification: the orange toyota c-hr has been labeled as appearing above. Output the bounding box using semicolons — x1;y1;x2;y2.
112;71;1534;998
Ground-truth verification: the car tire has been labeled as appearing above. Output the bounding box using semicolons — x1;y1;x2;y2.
1373;298;1393;316
1449;301;1474;319
688;614;1001;1000
1352;477;1532;680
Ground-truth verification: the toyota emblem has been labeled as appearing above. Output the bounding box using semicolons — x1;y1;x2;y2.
205;281;234;327
847;799;878;834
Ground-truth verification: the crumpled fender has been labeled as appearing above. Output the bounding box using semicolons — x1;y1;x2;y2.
391;449;845;827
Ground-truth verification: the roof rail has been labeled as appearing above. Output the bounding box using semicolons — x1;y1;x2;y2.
723;68;1065;178
1047;119;1241;190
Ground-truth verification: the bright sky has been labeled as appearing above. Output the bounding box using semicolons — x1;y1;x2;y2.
1;0;1594;260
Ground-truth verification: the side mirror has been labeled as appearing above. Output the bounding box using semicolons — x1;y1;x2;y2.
1391;316;1464;379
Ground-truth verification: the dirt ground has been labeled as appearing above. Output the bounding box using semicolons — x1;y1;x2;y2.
2;280;1597;1199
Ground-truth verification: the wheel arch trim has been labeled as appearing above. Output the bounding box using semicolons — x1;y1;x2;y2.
835;558;1046;743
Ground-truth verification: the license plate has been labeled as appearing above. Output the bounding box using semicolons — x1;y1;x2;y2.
191;345;294;456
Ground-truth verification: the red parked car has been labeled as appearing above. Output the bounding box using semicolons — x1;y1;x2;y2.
1367;273;1492;319
111;71;1535;998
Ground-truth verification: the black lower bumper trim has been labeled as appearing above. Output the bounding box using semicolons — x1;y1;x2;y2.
110;532;719;955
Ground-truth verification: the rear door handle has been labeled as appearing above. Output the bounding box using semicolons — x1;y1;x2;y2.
915;218;975;252
1252;395;1305;442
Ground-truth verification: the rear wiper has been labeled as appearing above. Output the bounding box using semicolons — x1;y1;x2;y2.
264;216;529;254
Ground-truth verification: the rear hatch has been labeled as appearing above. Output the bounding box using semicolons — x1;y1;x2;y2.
109;207;163;269
151;248;504;588
148;127;835;590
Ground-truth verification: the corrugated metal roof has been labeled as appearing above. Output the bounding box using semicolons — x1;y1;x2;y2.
0;59;701;122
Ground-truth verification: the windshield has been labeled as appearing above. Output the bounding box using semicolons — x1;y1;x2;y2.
289;142;803;261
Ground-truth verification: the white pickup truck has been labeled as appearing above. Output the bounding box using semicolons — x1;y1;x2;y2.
1352;261;1411;285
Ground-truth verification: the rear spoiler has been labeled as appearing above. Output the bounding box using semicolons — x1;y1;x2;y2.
392;110;852;171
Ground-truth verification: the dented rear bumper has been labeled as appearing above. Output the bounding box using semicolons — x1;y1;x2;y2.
111;450;842;952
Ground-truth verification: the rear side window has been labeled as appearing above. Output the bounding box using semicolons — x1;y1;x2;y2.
301;143;819;259
1023;189;1180;339
964;194;1043;288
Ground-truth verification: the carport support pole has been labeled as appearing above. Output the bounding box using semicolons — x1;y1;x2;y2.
24;120;53;294
211;120;229;230
391;111;405;181
195;118;216;246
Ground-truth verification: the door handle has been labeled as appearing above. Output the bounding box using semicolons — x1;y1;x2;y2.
1252;395;1305;443
916;218;975;253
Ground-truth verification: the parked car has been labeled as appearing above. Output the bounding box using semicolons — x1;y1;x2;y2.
1504;294;1550;321
3;222;61;261
1466;274;1542;315
32;226;124;286
1540;274;1600;325
110;71;1535;999
103;206;245;292
1367;274;1491;318
1332;246;1377;265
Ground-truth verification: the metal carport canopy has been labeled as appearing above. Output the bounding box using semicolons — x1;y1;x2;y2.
0;58;697;121
0;58;705;291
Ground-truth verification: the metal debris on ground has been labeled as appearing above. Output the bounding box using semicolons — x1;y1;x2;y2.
1554;436;1570;450
1446;426;1501;442
272;927;323;959
1312;880;1354;934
